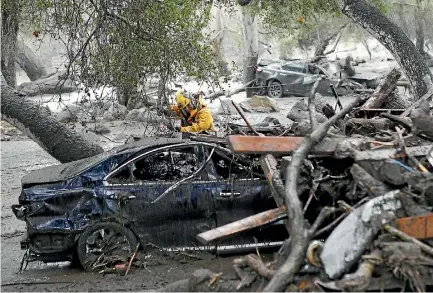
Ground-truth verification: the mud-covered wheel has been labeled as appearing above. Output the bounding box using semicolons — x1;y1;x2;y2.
268;80;283;98
77;222;138;272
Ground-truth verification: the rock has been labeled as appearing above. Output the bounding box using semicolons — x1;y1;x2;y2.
1;133;11;141
240;95;281;113
103;103;127;121
125;107;159;123
56;104;87;123
287;101;327;123
88;124;110;135
320;190;404;279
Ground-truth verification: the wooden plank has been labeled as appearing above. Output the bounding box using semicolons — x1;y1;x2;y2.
227;135;365;156
395;214;433;240
196;206;288;245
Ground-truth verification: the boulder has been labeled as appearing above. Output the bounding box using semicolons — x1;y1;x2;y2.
56;104;91;123
240;95;281;113
287;101;327;123
103;103;127;121
125;107;159;123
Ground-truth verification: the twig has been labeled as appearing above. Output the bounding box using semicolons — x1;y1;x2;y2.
310;207;339;234
303;175;322;213
263;97;362;292
231;101;261;136
383;224;433;256
308;78;322;131
233;254;275;280
125;242;140;276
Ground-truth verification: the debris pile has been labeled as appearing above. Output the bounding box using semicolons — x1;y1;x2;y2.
186;69;433;292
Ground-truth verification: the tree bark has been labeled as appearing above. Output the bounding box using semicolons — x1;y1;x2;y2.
212;2;229;76
1;75;104;163
15;39;47;81
415;0;426;56
241;7;258;98
336;0;433;99
1;1;20;88
312;23;348;62
360;68;401;109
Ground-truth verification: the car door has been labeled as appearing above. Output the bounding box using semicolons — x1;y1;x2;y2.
281;63;309;95
99;144;216;249
201;147;287;251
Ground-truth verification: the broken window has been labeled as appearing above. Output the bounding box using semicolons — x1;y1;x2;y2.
211;151;262;180
107;165;131;184
132;148;198;182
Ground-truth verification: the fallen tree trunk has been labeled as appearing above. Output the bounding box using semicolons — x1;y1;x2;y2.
1;75;104;163
16;70;78;96
15;40;47;81
205;80;255;101
360;68;401;109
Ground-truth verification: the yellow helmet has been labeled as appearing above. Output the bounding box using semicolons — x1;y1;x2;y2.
176;91;190;109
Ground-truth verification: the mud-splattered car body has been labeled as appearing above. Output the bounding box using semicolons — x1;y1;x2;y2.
255;60;368;98
12;138;286;263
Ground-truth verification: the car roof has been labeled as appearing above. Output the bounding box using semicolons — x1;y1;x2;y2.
21;137;188;185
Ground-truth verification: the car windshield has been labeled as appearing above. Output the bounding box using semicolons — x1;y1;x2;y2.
60;151;113;178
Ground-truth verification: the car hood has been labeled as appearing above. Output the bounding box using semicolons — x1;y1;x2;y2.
21;162;75;186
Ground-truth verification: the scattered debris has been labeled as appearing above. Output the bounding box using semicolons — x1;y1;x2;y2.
192;70;433;291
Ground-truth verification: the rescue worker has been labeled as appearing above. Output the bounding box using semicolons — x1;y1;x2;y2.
170;91;215;133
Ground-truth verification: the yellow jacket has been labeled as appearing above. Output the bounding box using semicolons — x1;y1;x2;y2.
181;106;215;133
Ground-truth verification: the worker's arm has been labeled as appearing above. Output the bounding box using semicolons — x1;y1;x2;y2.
169;104;184;120
181;110;213;133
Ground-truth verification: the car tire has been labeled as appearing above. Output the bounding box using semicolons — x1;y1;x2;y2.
76;222;138;272
267;80;283;99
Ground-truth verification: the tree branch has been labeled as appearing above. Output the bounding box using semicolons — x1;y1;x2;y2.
308;77;322;131
263;96;362;292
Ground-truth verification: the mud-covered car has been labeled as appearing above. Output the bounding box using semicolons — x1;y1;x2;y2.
255;60;371;98
12;138;286;270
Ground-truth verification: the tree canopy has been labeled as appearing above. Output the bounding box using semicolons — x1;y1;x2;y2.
18;0;221;104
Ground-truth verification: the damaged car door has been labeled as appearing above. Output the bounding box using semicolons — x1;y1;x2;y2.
101;144;216;248
202;147;287;252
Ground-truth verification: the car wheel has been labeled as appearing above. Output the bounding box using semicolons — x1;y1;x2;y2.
77;222;138;272
268;81;283;98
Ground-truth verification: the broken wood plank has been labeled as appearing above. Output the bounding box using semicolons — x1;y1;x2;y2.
395;214;433;240
227;135;365;156
196;206;288;245
360;68;401;110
